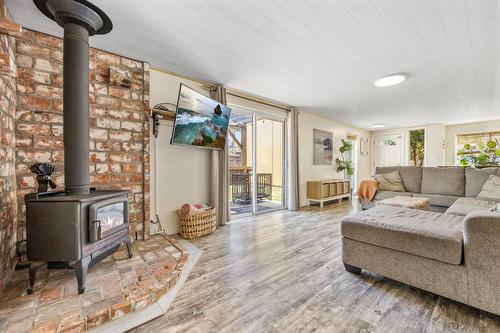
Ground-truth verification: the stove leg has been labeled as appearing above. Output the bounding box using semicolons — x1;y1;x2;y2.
27;262;44;295
125;238;133;259
75;256;91;294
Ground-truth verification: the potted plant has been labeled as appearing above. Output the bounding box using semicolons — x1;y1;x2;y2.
336;139;354;179
457;139;500;167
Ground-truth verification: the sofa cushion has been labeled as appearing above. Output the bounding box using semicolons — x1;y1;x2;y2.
465;167;500;197
421;167;465;197
373;171;405;192
374;191;414;201
477;175;500;201
414;193;459;208
341;206;464;265
445;197;498;216
375;166;422;193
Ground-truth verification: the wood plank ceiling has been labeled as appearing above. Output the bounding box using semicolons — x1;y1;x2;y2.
6;0;500;129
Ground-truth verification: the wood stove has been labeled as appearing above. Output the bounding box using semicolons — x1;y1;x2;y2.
26;190;131;294
25;0;132;294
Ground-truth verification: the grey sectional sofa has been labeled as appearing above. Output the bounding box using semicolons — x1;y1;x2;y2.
343;166;500;316
361;166;500;212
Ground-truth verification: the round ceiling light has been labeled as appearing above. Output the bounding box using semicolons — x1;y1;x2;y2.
374;74;406;87
370;124;386;128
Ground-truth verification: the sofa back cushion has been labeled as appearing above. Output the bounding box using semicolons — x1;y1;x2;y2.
477;175;500;201
465;167;500;197
421;167;465;196
375;166;422;193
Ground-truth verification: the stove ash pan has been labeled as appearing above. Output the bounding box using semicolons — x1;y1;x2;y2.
25;190;132;294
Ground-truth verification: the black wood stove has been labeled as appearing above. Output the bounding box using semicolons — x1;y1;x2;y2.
26;0;132;294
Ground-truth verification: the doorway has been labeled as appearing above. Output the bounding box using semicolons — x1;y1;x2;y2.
373;133;403;169
227;107;286;218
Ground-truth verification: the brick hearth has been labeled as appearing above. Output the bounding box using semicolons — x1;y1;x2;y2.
0;234;188;332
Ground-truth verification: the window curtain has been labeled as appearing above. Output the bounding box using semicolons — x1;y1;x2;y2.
210;86;230;225
287;107;300;210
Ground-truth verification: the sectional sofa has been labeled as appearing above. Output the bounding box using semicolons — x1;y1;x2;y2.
342;166;500;316
361;166;500;212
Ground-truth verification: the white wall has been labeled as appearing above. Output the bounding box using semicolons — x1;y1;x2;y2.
371;120;500;168
370;124;445;169
150;69;211;234
444;119;500;165
149;69;376;219
298;111;371;207
426;124;445;166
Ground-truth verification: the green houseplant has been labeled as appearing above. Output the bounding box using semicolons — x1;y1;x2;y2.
409;129;425;167
336;139;354;179
457;139;500;167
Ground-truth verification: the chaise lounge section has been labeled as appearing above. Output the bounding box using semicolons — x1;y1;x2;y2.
341;205;500;316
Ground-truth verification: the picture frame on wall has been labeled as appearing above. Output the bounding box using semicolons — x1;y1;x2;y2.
360;137;369;156
313;129;333;165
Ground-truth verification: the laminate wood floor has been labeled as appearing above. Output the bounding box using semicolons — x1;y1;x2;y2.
131;201;500;333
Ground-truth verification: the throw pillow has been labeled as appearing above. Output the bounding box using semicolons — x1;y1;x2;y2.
477;175;500;201
372;171;405;192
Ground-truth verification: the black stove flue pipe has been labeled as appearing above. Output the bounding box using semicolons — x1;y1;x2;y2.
34;0;112;194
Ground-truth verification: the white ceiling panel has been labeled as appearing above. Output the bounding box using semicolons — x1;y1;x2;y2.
5;0;500;129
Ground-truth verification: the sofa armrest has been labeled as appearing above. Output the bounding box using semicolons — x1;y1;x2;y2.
463;211;500;315
463;211;500;257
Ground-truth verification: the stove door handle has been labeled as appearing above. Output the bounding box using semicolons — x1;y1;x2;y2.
89;220;102;243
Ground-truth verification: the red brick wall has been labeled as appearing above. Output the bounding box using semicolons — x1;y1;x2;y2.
0;0;19;291
15;29;150;242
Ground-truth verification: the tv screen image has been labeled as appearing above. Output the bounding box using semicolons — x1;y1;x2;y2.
171;84;232;150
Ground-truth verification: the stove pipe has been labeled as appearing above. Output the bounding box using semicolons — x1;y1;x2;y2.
34;0;112;194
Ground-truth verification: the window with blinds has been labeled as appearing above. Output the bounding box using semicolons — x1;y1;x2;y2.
347;133;358;141
456;131;500;166
457;131;500;151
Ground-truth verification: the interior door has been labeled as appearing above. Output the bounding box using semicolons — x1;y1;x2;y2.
373;134;403;168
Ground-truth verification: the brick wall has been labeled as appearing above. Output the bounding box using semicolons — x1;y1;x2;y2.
15;29;150;242
0;0;20;291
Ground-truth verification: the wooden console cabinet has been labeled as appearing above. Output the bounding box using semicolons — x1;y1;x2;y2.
307;179;351;208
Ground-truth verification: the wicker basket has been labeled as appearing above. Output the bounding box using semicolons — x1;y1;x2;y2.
178;206;216;240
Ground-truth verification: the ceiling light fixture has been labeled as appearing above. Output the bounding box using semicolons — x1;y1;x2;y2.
370;124;386;128
374;74;406;87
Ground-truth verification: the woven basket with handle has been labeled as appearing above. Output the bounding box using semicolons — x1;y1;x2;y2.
177;206;216;240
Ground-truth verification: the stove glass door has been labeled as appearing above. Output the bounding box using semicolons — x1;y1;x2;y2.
96;202;125;235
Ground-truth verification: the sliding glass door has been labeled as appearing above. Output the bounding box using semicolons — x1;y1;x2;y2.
228;109;253;216
227;108;286;218
255;117;285;213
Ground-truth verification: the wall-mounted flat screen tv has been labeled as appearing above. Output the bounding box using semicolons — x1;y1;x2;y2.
170;84;231;150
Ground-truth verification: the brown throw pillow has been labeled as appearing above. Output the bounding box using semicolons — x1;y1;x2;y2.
373;171;405;192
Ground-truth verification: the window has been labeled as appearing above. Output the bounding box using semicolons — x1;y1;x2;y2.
456;131;500;167
346;133;358;192
409;129;425;166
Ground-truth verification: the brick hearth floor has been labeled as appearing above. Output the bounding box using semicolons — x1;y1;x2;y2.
0;234;189;332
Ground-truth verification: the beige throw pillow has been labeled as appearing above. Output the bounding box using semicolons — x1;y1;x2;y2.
372;171;405;192
478;175;500;201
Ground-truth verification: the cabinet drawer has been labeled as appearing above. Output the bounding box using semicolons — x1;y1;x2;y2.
322;184;330;198
329;183;337;196
336;182;343;194
343;181;349;194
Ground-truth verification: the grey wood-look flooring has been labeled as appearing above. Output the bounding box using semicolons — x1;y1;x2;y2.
131;201;500;333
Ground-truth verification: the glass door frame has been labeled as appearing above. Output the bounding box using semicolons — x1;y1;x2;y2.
228;105;287;218
253;114;287;215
